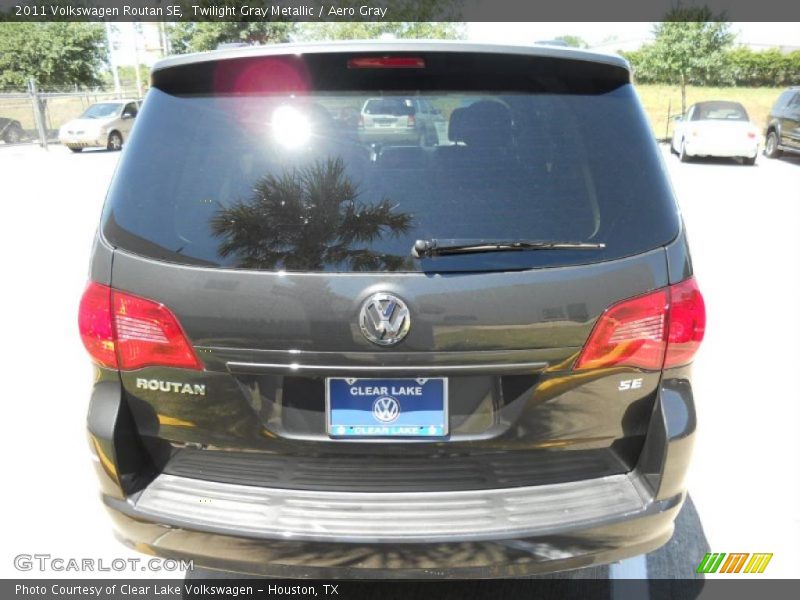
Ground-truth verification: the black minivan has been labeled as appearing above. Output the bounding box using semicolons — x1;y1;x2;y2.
79;42;705;578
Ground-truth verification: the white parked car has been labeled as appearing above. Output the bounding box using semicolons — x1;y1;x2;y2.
671;100;759;165
358;96;442;146
58;100;140;152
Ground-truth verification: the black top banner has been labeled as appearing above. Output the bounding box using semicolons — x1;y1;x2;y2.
1;0;799;22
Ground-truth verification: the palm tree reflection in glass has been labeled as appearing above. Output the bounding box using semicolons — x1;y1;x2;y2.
211;157;413;271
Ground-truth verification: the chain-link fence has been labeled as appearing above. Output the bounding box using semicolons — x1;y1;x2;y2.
0;80;141;148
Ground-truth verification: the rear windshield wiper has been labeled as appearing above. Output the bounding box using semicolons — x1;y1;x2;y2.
412;239;606;258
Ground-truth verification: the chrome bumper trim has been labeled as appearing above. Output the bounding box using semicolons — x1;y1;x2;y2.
225;361;548;375
128;472;651;543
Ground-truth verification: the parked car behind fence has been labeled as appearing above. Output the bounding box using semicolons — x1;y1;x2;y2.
59;99;140;152
0;89;141;148
0;116;23;144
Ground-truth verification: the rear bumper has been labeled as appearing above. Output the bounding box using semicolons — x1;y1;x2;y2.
685;139;758;158
88;366;696;577
106;489;683;578
113;470;658;544
59;135;105;148
358;128;420;144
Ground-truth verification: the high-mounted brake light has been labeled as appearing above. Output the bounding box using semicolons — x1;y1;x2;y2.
347;56;426;69
78;282;202;371
575;278;705;371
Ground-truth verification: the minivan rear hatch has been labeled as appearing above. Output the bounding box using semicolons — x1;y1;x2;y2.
99;45;681;490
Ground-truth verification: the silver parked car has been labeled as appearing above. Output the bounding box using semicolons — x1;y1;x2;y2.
359;96;443;146
59;99;140;152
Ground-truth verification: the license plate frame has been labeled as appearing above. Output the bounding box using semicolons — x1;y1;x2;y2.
326;377;448;439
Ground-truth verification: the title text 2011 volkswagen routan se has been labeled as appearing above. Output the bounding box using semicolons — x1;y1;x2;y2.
79;42;705;578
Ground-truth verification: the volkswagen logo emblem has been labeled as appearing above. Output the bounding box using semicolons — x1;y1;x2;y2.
372;396;400;423
359;292;411;346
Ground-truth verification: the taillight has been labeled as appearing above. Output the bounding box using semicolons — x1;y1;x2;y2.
575;278;705;371
347;56;426;69
664;278;706;368
78;282;202;371
747;131;757;139
78;282;116;368
575;289;668;370
407;114;416;128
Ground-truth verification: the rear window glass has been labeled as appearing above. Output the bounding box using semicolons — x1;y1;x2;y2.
364;98;416;116
103;53;679;273
775;90;796;109
82;103;122;119
691;102;748;121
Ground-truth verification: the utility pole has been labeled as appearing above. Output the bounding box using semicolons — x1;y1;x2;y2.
105;22;121;96
159;22;171;57
28;78;48;150
132;23;143;99
665;98;672;141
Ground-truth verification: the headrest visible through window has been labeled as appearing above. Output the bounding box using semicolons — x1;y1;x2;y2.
448;101;512;148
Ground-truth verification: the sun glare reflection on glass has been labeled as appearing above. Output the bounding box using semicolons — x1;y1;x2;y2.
271;105;311;149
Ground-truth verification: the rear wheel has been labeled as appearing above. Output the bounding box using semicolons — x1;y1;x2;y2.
669;141;678;155
107;131;123;151
679;141;691;163
69;146;83;153
743;156;756;166
764;131;782;159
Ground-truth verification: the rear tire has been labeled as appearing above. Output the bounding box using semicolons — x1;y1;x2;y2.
743;156;756;166
764;131;782;159
679;141;691;163
69;147;82;153
107;131;123;151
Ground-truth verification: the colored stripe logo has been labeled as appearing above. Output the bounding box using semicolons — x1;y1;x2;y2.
697;553;773;574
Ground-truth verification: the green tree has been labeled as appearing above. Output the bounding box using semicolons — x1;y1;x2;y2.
112;65;151;90
639;6;734;114
553;35;588;49
724;48;800;87
168;22;296;54
0;22;107;89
